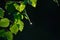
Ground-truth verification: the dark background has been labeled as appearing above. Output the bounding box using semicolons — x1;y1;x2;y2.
0;0;60;40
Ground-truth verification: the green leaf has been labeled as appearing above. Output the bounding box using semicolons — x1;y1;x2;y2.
0;30;13;40
24;0;28;4
28;0;37;7
19;2;26;12
14;12;24;21
14;2;26;12
0;29;6;37
10;24;19;34
17;20;24;31
0;8;4;18
13;12;24;32
13;3;20;12
0;18;10;27
5;2;16;13
21;14;24;19
5;31;13;40
14;12;21;19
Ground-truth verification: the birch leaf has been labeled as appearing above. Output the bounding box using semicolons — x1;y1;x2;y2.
28;0;37;7
10;24;19;35
0;18;10;27
17;20;24;32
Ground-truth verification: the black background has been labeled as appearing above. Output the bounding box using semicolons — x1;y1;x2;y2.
0;0;60;40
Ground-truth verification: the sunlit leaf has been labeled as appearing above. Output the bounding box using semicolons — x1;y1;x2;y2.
0;18;10;27
13;3;20;12
5;31;13;40
19;2;26;12
28;0;37;7
14;2;26;12
17;20;24;31
0;8;4;18
10;24;19;34
0;0;37;40
21;15;24;19
13;12;24;32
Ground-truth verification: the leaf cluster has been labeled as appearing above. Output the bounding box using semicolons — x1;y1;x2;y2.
0;0;37;40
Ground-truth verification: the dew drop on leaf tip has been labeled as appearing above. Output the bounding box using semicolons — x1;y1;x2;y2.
29;19;32;25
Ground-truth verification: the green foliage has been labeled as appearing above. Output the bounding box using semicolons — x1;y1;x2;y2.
0;30;13;40
0;18;10;27
14;2;26;12
17;19;24;31
0;8;4;18
5;31;13;40
28;0;37;7
5;1;16;13
0;29;6;37
10;23;19;34
0;0;37;40
13;12;23;20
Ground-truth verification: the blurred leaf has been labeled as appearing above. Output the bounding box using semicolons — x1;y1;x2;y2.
28;0;37;7
0;8;4;18
10;24;19;34
23;10;30;21
5;2;16;13
24;0;28;4
17;20;24;31
0;18;10;27
14;12;21;19
13;12;24;32
14;2;26;12
53;0;59;6
5;31;13;40
0;30;13;40
13;3;20;12
23;10;32;25
21;14;24;19
14;12;24;22
19;2;26;12
0;29;6;37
